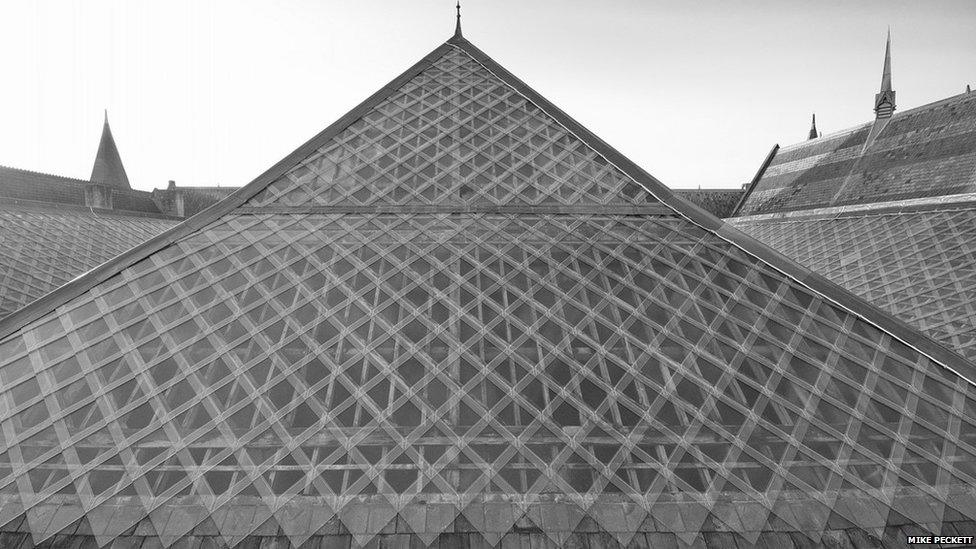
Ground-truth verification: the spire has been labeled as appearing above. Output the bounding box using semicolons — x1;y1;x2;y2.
874;29;896;119
90;111;131;189
807;113;818;140
454;1;462;38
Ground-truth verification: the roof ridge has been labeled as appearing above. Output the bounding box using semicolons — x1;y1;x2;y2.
778;89;976;153
777;121;873;152
0;164;92;186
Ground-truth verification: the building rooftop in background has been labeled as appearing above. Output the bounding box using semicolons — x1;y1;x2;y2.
732;194;976;361
731;33;976;364
733;33;976;217
0;116;240;318
1;21;975;549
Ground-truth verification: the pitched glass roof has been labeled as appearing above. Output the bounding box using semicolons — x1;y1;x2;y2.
1;35;975;548
733;201;976;361
0;207;177;317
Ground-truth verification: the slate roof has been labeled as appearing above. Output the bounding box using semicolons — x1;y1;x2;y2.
735;90;976;216
0;166;179;318
0;204;177;318
151;185;241;219
1;30;976;549
0;165;164;215
673;188;744;218
0;511;973;548
732;196;976;362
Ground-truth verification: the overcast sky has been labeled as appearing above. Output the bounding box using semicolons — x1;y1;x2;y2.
0;1;974;191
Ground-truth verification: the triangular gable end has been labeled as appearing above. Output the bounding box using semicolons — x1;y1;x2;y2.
1;32;976;547
241;41;663;210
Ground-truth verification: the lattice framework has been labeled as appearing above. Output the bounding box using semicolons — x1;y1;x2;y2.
0;38;975;549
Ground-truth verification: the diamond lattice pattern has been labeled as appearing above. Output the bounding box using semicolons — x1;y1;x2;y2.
0;209;177;317
733;206;976;361
246;49;657;208
2;212;976;544
1;43;976;547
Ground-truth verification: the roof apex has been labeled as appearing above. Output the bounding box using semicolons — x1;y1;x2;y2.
454;1;462;39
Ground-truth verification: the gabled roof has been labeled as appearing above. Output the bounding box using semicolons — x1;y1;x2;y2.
1;32;976;549
734;90;976;216
90;112;132;189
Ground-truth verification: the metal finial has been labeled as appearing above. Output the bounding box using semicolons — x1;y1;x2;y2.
454;1;462;38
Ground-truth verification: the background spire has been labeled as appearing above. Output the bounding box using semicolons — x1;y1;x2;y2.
874;29;896;119
454;1;462;38
879;28;892;93
808;113;818;140
90;111;132;189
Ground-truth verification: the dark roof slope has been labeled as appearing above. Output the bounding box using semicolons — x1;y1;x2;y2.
1;32;975;549
736;91;976;215
0;165;90;204
151;185;241;218
733;197;976;360
0;165;166;216
673;188;745;218
0;205;177;317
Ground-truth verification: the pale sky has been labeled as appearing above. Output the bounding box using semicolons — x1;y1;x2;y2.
0;1;973;191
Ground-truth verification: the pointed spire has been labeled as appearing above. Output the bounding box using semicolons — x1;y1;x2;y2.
808;113;818;140
90;111;131;190
879;28;893;93
454;1;462;38
874;29;896;119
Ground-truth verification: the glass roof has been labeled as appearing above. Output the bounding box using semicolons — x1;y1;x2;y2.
0;40;975;548
733;205;976;361
0;208;176;317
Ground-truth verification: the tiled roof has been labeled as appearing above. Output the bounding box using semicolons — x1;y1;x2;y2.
736;91;976;216
732;199;976;361
151;185;241;218
0;165;166;216
1;31;975;549
0;205;177;317
0;500;971;548
0;165;90;204
673;188;745;218
179;186;238;216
